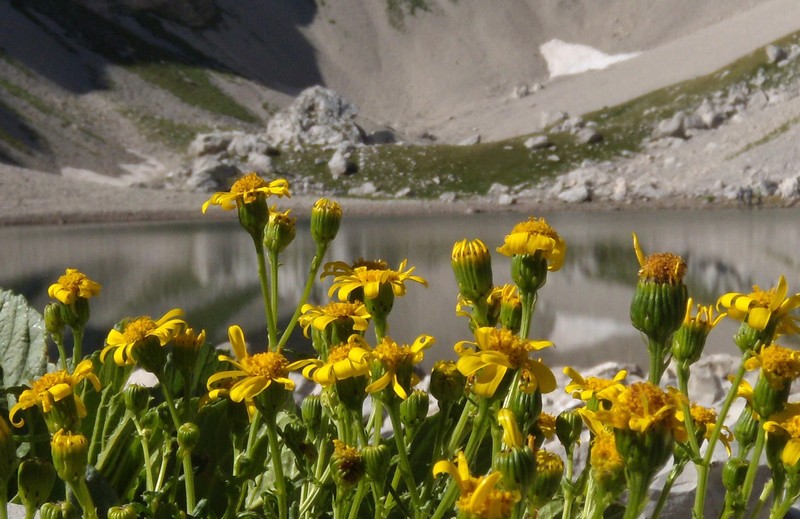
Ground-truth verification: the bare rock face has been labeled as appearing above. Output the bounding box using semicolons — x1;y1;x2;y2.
266;86;365;150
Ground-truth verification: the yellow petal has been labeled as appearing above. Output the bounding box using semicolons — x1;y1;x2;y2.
228;325;248;361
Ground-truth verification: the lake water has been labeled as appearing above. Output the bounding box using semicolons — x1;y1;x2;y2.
1;207;799;372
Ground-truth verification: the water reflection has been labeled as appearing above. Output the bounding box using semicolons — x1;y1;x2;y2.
1;208;799;371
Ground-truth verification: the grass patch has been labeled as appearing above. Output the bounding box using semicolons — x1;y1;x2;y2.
121;109;211;150
728;115;800;159
0;79;56;117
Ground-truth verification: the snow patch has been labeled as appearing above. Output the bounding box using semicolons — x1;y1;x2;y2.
540;39;640;79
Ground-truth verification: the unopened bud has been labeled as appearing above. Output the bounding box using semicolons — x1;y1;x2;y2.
264;209;296;253
18;458;57;510
429;361;465;404
40;502;76;519
51;430;88;483
311;198;342;246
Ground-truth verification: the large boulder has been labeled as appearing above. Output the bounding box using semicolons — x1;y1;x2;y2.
266;86;365;150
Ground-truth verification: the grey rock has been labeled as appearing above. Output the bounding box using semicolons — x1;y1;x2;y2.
524;135;551;150
185;156;240;191
576;127;603;145
394;187;412;198
540;111;568;129
511;84;530;99
188;132;236;157
766;44;788;64
487;183;510;196
458;134;481;146
557;184;591;203
747;90;769;111
497;193;515;206
778;176;800;199
611;177;628;201
652;112;687;140
439;192;457;202
328;150;354;179
547;154;561;162
244;152;274;174
348;181;377;196
695;99;726;129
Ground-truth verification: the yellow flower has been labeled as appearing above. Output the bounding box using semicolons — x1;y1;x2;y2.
563;366;627;402
433;451;520;519
456;327;555;398
10;359;101;428
677;404;733;455
349;334;434;400
594;382;687;440
207;325;315;403
100;309;186;366
496;216;566;271
201;173;290;213
498;408;524;448
301;335;371;386
744;343;800;389
764;402;800;467
589;429;624;489
326;258;428;301
718;275;800;334
536;412;557;440
632;233;687;284
298;301;370;337
47;268;101;305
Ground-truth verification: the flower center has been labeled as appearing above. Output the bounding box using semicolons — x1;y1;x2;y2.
639;253;687;283
512;217;560;241
32;371;71;396
618;382;669;419
374;339;414;371
690;404;717;426
750;286;774;308
57;271;85;294
325;302;363;319
352;258;388;270
243;352;289;379
122;317;158;343
328;343;355;364
231;172;268;194
484;328;529;367
536;449;565;473
783;415;800;438
759;345;800;380
590;432;623;474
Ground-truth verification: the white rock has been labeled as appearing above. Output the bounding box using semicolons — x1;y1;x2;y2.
439;192;457;202
778;176;800;199
458;134;481;146
611;177;628;201
348;181;377;196
576;127;602;144
652;112;687;140
497;193;515;206
188;132;235;156
328;150;351;179
487;183;510;196
511;84;530;99
766;44;788;64
244;152;273;173
524;135;551;150
557;184;591;203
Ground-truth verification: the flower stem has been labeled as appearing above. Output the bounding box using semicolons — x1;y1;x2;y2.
71;327;84;371
562;444;576;519
253;238;278;350
519;291;537;339
694;354;749;518
735;425;766;519
647;337;669;385
131;413;155;492
623;470;651;519
677;364;703;461
268;249;280;348
386;402;423;518
277;243;328;351
651;458;688;519
158;378;196;514
266;419;289;519
70;477;99;519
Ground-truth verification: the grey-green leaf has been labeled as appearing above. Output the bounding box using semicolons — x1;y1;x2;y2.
0;289;48;391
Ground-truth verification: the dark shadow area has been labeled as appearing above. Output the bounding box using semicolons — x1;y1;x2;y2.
0;99;47;164
3;0;323;97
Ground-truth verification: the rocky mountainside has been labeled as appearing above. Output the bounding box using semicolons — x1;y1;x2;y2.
3;0;800;206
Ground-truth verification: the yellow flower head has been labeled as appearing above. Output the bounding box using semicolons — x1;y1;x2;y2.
744;343;800;389
326;258;428;301
456;327;555;398
676;403;733;455
496;217;566;271
717;276;800;334
595;382;687;440
47;268;101;305
101;309;186;366
682;297;725;330
632;233;686;284
207;325;316;403
589;429;624;484
563;366;627;402
349;334;434;400
201;173;290;213
764;402;800;467
536;412;557;440
10;359;101;428
433;451;520;519
298;301;370;338
302;335;371;386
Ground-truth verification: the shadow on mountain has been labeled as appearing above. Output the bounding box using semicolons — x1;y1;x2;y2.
3;0;323;97
0;99;47;165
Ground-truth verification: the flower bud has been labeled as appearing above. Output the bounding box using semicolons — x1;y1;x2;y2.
131;335;167;375
311;198;342;246
528;449;564;508
630;280;688;346
429;361;465;404
555;409;582;449
335;375;368;412
40;502;76;519
123;384;150;415
301;395;324;437
400;390;429;433
178;423;200;453
264;208;296;253
60;298;91;330
44;303;65;338
18;458;57;510
363;282;395;323
734;321;766;352
614;427;674;475
171;327;205;374
362;443;391;484
507;388;542;435
494;446;536;491
722;457;749;492
733;405;759;450
331;440;364;491
511;252;549;295
237;193;270;241
753;374;791;420
107;505;137;519
497;286;522;334
451;239;493;303
51;430;88;484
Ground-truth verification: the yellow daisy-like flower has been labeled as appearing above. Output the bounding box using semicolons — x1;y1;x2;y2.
632;233;687;284
589;428;624;483
456;327;556;398
100;309;186;366
302;335;371;386
536;412;557;440
563;366;627;402
496;216;566;271
326;258;428;301
348;334;434;400
207;325;316;403
433;451;520;519
10;359;101;427
743;343;800;390
676;403;733;455
594;382;687;440
717;275;800;334
201;173;290;213
764;402;800;467
47;268;101;305
298;301;370;337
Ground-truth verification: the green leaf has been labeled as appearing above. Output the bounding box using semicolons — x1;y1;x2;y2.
0;289;47;392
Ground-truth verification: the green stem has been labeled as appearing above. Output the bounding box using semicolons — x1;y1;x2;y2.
0;489;7;519
277;244;328;351
694;354;750;518
446;399;475;456
266;420;289;519
253;238;278;350
52;332;68;371
70;477;99;519
623;470;651;519
562;445;576;519
751;479;773;519
71;328;84;371
647;337;669;385
131;413;155;492
159;378;196;514
735;426;767;519
268;249;281;348
519;291;537;339
88;385;113;464
386;402;423;517
677;364;703;461
651;459;688;519
348;480;368;519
